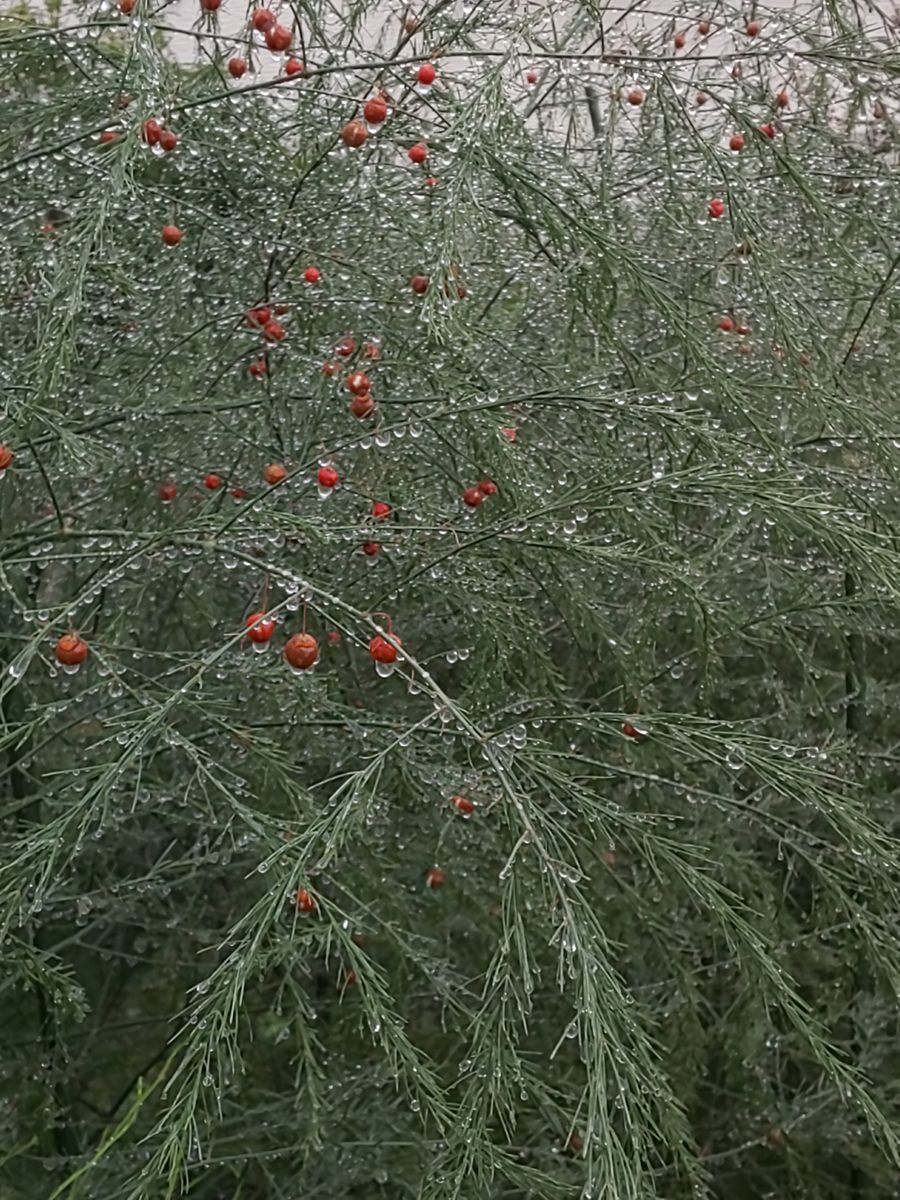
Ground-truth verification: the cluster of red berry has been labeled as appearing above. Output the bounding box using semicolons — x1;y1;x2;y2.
461;478;498;509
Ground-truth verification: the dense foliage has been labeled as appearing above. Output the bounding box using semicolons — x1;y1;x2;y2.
1;1;900;1197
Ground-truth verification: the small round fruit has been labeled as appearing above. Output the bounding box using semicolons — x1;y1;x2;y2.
408;142;428;164
246;611;276;643
707;198;725;219
369;635;398;664
159;128;178;152
204;473;222;489
263;462;287;485
363;97;388;124
425;176;439;187
450;794;474;816
695;92;707;106
729;132;745;151
159;481;177;501
417;63;436;86
627;88;644;106
201;0;221;11
55;634;89;667
161;224;183;246
341;120;367;148
336;336;356;357
0;446;14;471
372;501;391;519
759;122;777;139
304;265;320;284
746;20;760;36
674;33;685;49
296;886;317;912
525;69;538;84
775;90;789;108
719;316;734;332
426;867;445;889
248;359;267;378
735;323;751;336
478;478;498;496
142;118;162;144
99;129;120;144
346;371;370;395
285;57;304;76
285;633;318;670
263;319;285;341
118;0;135;12
698;20;710;34
317;466;339;489
410;274;428;294
321;360;339;377
247;305;271;327
349;394;376;418
228;57;248;78
251;7;275;30
462;486;484;508
231;486;247;500
362;541;381;557
265;23;291;51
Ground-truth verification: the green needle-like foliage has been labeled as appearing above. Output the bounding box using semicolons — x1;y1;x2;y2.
1;1;899;1198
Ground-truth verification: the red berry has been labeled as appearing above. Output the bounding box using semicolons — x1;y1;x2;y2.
228;57;247;78
363;342;381;359
450;794;474;816
263;462;287;485
425;176;439;188
501;426;517;441
346;371;370;395
410;275;428;295
341;121;367;148
285;57;304;76
525;69;538;84
362;541;380;556
759;122;777;139
265;23;291;51
246;611;276;643
408;142;428;164
285;633;318;670
118;0;135;12
336;336;356;357
698;20;710;34
321;360;339;377
317;466;339;489
230;486;247;500
719;316;734;332
304;266;320;284
159;128;178;152
462;486;484;508
201;0;221;10
349;394;376;418
327;630;342;645
159;481;177;502
736;323;751;336
55;634;89;667
161;224;182;246
417;63;436;86
627;88;644;106
296;886;317;912
622;721;646;739
372;501;391;519
478;478;498;496
775;90;789;108
248;359;267;378
204;473;222;489
674;33;685;49
247;305;271;327
263;319;285;342
426;867;445;889
707;198;725;219
695;92;707;106
729;132;744;152
0;446;13;471
142;118;162;145
363;97;388;124
99;129;120;144
746;20;760;36
369;635;398;664
251;7;275;30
